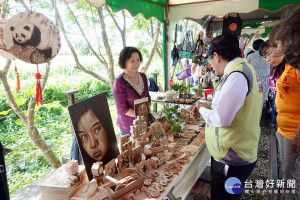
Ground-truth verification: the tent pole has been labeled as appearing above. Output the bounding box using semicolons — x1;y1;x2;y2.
163;20;168;91
163;2;169;91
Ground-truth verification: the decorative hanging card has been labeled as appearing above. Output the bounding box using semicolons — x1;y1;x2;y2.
3;11;61;64
0;18;16;60
68;93;120;180
222;13;243;38
134;97;150;127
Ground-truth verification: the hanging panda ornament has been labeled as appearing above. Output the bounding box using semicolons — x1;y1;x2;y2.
3;11;61;64
0;18;16;60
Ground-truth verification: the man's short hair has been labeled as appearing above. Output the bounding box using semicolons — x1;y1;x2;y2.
207;34;241;62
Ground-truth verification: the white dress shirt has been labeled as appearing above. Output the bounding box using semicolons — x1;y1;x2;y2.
200;58;248;127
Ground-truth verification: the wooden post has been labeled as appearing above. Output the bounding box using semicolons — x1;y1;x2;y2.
62;90;78;136
151;72;159;113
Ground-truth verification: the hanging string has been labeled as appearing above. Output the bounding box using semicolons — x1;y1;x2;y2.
13;58;20;93
33;63;43;106
29;0;32;13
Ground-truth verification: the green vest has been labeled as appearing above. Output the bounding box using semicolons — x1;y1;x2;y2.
205;59;263;164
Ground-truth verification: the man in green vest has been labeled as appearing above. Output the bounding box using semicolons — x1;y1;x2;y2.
192;34;263;200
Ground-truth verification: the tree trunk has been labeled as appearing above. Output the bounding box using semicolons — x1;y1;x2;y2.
0;60;61;169
98;8;115;88
141;22;161;73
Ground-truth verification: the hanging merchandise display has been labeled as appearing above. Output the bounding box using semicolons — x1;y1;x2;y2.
3;11;61;64
222;13;243;38
178;30;195;59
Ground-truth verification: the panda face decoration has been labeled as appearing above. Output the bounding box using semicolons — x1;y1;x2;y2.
3;11;61;64
10;24;33;44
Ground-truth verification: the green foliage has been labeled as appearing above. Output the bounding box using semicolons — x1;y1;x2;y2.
163;105;180;120
168;119;181;133
0;66;116;194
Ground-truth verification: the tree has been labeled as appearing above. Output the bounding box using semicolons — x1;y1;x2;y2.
52;0;162;88
0;60;61;168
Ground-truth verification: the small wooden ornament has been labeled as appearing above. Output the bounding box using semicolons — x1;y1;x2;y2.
91;161;104;177
118;150;130;173
121;140;132;153
131;145;142;166
119;134;130;148
136;159;150;176
150;156;159;169
104;159;118;177
65;160;79;176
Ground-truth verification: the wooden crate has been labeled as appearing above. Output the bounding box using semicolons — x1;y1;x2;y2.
40;165;89;200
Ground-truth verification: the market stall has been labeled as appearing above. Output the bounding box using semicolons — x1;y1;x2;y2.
38;93;209;199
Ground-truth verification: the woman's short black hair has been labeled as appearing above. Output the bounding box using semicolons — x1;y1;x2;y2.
207;34;241;62
118;47;143;69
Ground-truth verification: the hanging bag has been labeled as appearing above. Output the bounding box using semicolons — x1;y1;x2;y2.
178;31;195;59
171;24;180;66
222;13;243;37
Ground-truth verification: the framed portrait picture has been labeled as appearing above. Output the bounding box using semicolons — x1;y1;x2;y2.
134;97;150;126
68;93;120;180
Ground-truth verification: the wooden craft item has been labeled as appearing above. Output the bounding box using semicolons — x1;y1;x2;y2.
118;150;130;173
104;159;118;177
121;168;137;178
131;145;142;166
130;116;148;140
101;173;144;200
158;157;166;166
156;116;167;124
150;157;159;169
136;160;150;176
40;165;88;200
180;108;187;119
135;138;146;153
90;187;109;200
167;134;175;143
167;143;177;153
186;144;201;156
190;130;205;147
143;149;152;160
65;160;79;176
150;145;165;155
70;179;98;200
91;161;104;177
151;190;160;198
165;152;176;161
162;122;172;133
119;134;130;149
121;141;132;153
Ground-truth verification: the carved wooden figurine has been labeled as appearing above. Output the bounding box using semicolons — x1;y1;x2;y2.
121;141;132;153
104;159;118;177
131;145;142;166
118;150;130;173
119;134;130;149
136;160;150;176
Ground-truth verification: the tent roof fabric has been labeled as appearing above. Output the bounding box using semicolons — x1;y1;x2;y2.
65;0;299;23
